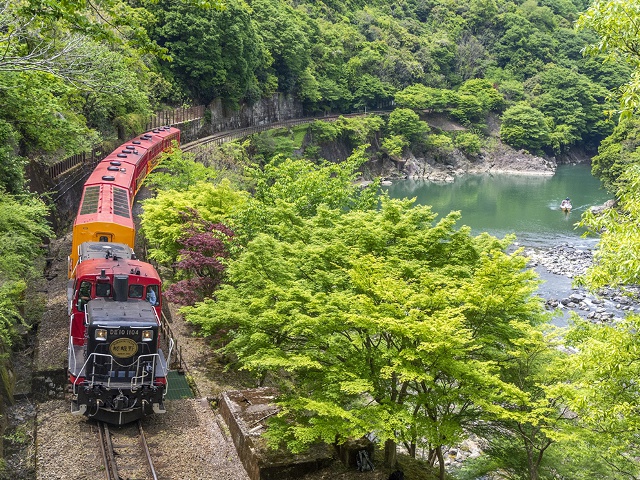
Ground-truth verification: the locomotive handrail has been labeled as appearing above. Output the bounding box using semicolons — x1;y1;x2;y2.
131;353;158;391
72;351;168;394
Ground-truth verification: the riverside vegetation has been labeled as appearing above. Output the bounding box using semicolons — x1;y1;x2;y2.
3;0;640;479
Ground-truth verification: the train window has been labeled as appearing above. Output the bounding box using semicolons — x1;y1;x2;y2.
78;282;91;297
146;285;159;306
99;235;109;242
76;281;92;310
96;283;111;297
129;284;144;299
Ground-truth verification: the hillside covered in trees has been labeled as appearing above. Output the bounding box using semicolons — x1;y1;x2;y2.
3;0;640;479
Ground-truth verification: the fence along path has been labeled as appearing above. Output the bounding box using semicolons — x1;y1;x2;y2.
49;105;393;181
48;106;206;181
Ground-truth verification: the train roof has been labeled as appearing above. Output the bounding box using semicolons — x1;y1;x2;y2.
85;159;135;191
74;183;134;228
78;242;135;262
146;126;179;140
86;298;158;326
75;256;161;282
99;148;144;171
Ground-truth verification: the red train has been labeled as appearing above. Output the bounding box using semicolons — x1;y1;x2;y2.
67;126;180;425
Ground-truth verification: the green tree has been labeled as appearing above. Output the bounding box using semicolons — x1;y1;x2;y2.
249;0;312;94
454;132;483;156
499;102;551;152
0;192;52;399
577;0;640;119
548;315;640;478
351;73;395;109
458;78;506;113
152;0;266;105
495;12;557;79
458;325;580;480
381;134;409;160
579;163;640;289
394;84;452;112
0;193;52;282
450;93;484;126
0;120;26;194
333;114;385;146
0;71;99;156
386;108;429;143
426;134;455;161
76;41;157;137
590;116;640;192
183;198;546;477
7;0;170;77
140;179;248;266
525;64;611;150
146;146;218;192
236;146;379;241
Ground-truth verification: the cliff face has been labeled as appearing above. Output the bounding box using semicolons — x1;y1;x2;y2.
364;112;592;182
367;142;557;183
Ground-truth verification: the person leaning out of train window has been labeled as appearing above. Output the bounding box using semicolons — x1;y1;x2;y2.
77;282;91;310
146;286;158;306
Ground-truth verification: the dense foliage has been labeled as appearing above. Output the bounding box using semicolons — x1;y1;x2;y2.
182;198;549;477
0;0;629;164
0;192;52;400
139;0;623;154
6;0;640;477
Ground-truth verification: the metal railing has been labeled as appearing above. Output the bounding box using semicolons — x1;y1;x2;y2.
48;100;395;181
145;105;205;131
48;105;204;180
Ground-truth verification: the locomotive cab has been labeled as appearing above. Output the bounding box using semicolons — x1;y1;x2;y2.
67;248;162;348
69;276;171;425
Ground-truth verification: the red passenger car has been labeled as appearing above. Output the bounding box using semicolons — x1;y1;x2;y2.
68;127;180;277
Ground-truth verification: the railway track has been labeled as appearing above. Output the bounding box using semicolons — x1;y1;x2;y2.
98;420;158;480
179;110;392;156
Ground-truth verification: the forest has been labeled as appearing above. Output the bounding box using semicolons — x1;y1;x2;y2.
2;0;640;478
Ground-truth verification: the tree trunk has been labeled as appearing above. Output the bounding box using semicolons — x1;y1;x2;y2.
408;442;416;458
436;445;446;480
384;438;397;467
427;448;437;466
526;445;539;480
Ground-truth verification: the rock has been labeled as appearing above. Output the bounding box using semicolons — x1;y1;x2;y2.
589;199;616;215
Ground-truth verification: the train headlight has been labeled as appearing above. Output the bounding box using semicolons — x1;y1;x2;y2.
95;329;107;341
142;330;153;342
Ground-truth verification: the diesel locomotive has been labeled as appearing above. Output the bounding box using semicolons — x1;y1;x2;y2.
67;126;180;425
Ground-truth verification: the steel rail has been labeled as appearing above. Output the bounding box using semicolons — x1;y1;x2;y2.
138;420;159;480
98;420;158;480
98;421;119;480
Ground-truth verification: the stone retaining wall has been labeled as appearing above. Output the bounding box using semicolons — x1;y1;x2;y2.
218;387;333;480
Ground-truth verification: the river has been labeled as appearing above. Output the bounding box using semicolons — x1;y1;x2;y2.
382;163;612;248
383;164;616;326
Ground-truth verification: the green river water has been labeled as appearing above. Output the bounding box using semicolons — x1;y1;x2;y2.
382;163;612;248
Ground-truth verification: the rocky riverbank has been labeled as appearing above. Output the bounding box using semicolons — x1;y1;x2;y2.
371;112;590;183
398;141;558;183
525;243;640;325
